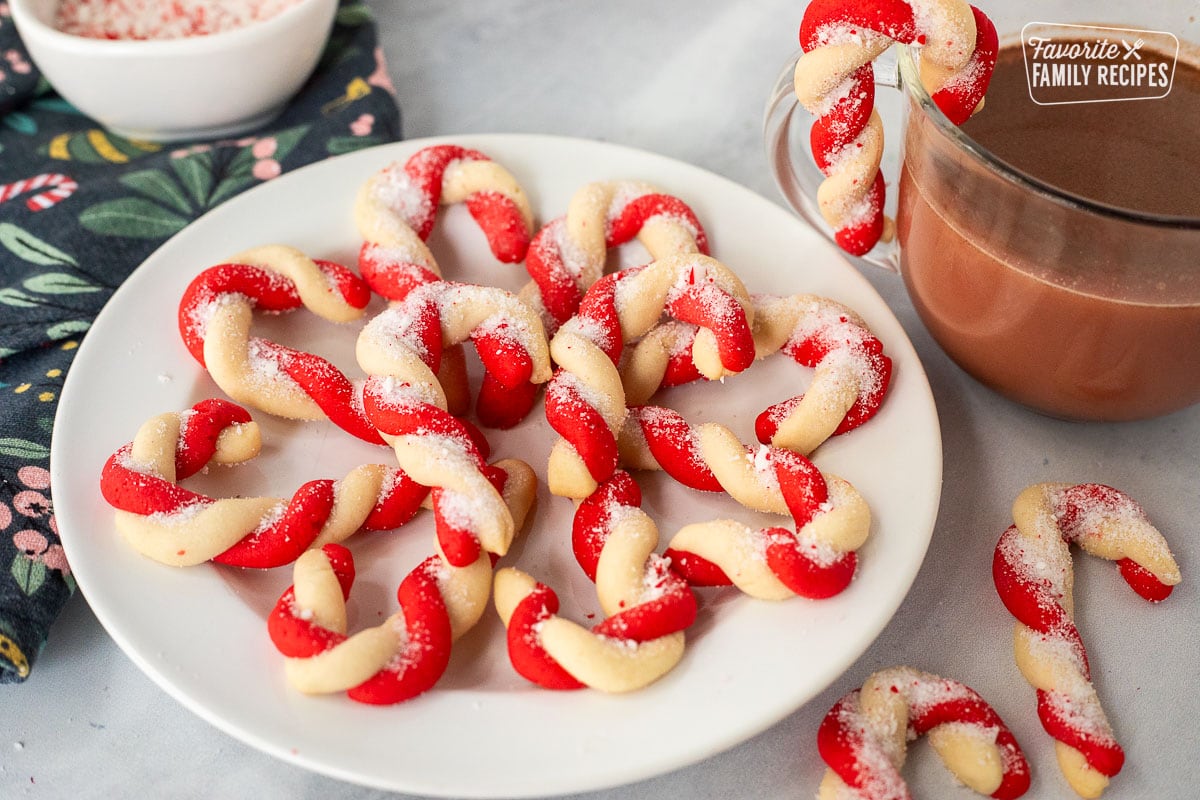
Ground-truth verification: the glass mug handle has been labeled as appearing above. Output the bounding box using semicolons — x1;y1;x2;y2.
764;48;903;273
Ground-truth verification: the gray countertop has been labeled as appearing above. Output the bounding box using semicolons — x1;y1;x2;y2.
5;2;1197;798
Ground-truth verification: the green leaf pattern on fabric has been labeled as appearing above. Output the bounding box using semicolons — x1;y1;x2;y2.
23;273;98;295
0;288;39;308
336;4;375;26
2;113;36;135
171;150;215;207
79;197;190;239
207;174;257;208
10;557;45;597
0;440;50;459
44;320;91;341
119;169;194;214
0;223;78;266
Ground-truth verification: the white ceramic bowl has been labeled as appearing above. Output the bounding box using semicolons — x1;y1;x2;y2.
9;0;338;141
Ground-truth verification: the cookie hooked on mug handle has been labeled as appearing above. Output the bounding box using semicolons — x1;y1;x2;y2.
764;0;998;263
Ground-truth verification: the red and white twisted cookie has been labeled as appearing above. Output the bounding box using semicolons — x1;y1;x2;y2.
268;459;535;705
99;399;428;568
356;283;550;561
793;0;998;254
992;483;1182;798
178;244;384;445
355;147;547;428
355;144;534;301
623;293;892;455
495;473;695;692
818;666;1031;800
485;180;712;426
521;180;709;333
494;469;697;692
544;253;756;499
270;544;450;705
615;409;870;599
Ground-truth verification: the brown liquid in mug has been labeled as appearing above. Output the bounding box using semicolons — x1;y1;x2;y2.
897;44;1200;420
963;46;1200;217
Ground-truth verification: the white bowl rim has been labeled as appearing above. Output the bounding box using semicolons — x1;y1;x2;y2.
9;0;337;56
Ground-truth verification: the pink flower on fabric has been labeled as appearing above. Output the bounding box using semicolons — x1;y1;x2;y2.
42;545;71;575
5;464;57;535
17;466;49;490
13;530;48;559
13;488;50;517
252;137;278;159
350;114;375;137
171;144;211;159
13;490;49;519
4;49;30;74
252;159;282;180
368;46;397;96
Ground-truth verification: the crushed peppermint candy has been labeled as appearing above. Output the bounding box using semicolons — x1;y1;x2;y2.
55;0;306;41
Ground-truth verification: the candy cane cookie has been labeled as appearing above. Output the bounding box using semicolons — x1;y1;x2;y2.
992;483;1181;798
355;144;534;301
521;180;709;333
817;666;1031;800
358;277;552;432
792;0;998;254
269;459;536;705
270;545;451;705
494;469;697;692
356;147;547;428
617;411;870;599
270;462;537;705
356;282;550;562
99;399;429;568
544;253;756;499
178;244;384;444
623;293;892;456
484;180;713;427
493;568;688;693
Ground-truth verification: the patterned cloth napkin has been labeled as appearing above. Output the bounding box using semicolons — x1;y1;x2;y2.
0;0;401;683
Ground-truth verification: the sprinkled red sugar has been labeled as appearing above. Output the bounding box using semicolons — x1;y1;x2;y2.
55;0;305;40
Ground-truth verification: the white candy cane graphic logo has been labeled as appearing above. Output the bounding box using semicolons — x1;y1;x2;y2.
0;173;79;211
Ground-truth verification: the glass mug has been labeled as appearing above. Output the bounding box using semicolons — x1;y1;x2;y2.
764;2;1200;422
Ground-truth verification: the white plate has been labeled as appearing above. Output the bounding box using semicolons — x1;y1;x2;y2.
51;134;941;798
